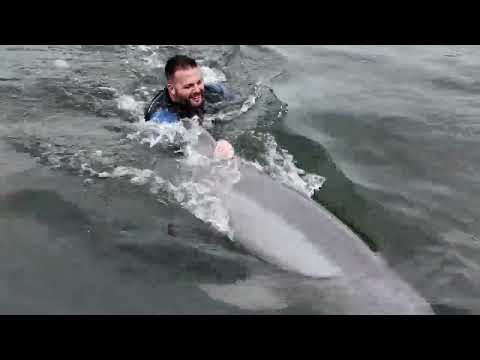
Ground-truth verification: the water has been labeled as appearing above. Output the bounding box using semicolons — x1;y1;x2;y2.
268;45;480;314
0;45;478;314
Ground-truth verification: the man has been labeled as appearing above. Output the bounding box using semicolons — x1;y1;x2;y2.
145;56;234;239
144;55;234;159
144;55;229;124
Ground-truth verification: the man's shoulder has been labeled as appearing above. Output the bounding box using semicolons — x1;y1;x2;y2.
144;88;169;121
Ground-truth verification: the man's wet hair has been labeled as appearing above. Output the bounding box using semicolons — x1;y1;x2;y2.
165;55;198;81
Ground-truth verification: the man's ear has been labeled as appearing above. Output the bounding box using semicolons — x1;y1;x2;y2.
167;83;175;100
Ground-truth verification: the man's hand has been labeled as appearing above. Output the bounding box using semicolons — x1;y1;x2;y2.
213;139;235;160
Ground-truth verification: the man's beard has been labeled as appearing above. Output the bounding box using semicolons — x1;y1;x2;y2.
178;90;205;109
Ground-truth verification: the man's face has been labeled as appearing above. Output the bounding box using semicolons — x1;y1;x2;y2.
167;66;205;109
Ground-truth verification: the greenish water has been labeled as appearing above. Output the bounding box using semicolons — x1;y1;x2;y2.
1;45;479;314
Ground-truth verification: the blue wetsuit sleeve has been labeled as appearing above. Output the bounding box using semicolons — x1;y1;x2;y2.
149;109;179;124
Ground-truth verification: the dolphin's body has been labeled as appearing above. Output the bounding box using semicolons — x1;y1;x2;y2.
193;130;433;314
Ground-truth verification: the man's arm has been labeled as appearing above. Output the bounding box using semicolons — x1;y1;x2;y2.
145;89;179;123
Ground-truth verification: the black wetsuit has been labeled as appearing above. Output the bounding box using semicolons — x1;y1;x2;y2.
144;83;229;124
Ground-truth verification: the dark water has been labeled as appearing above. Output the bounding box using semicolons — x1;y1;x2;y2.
1;45;479;314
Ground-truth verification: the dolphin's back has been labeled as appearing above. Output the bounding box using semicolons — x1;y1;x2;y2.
195;130;433;314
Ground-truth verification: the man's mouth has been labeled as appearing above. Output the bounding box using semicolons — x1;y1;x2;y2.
191;94;202;103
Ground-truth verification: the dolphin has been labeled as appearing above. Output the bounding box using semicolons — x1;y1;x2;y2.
192;129;434;314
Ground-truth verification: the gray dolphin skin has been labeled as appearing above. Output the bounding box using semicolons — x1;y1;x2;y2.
194;129;434;314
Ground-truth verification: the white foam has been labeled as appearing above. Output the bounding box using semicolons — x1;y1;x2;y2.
117;95;139;112
97;172;111;178
260;134;326;198
120;121;240;236
53;59;69;69
241;84;261;113
116;95;146;122
172;143;241;236
203;84;262;125
201;66;227;85
80;163;98;176
111;166;154;182
121;116;326;235
106;159;236;236
138;121;195;149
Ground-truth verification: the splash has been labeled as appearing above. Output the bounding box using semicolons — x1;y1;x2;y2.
121;120;241;237
240;132;326;198
112;74;325;237
33;130;235;238
203;83;262;126
201;66;227;85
